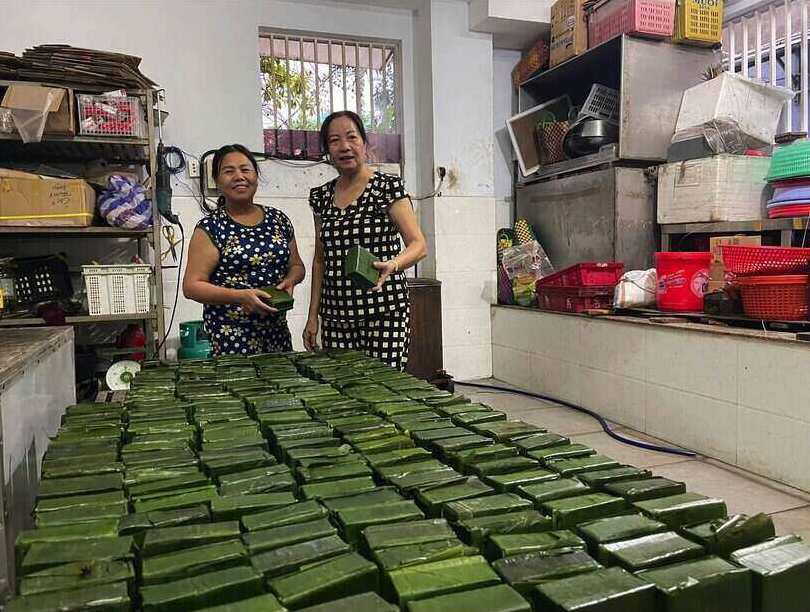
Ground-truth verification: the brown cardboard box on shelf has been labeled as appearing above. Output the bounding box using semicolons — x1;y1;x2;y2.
0;83;75;136
0;169;95;227
708;235;761;290
550;0;588;67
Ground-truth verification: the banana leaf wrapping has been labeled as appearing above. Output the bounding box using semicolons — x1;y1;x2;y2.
545;455;620;477
373;538;477;571
493;548;601;595
487;530;586;559
241;500;328;532
119;505;211;537
637;556;753;612
5;581;131;612
484;469;558;493
430;435;493;456
287;445;356;465
242;518;336;555
271;426;332;442
393;419;454;434
407;584;530;612
542;493;628;530
134;485;219;513
219;472;295;497
16;519;120;555
386;555;501;605
36;473;122;498
336;499;425;544
21;536;135;574
415;478;495;517
602;531;705;572
680;514;775;558
519;478;592;505
363;518;457;550
468;457;541;478
250;535;351;578
201;450;276;479
731;536;810;612
451;411;507;427
140;565;264;612
344;426;399;444
124;466;201;487
141;521;241;556
424;394;471;409
456;510;553;547
35;502;127;528
197;593;286;612
528;444;596;464
269;552;379;609
18;559;134;596
354;435;415;455
634;493;727;529
365;448;432;468
322;488;405;513
533;566;657;611
472;421;545;441
412;427;474;444
142;539;249;584
577;466;653;490
123;449;199;470
34;491;126;514
443;493;533;521
375;459;447;480
128;473;211;498
449;444;519;470
376;403;435;417
297;591;397;612
297;462;373;483
576;514;668;563
388;468;467;494
604;477;686;503
301;476;378;501
211;493;297;521
40;459;123;479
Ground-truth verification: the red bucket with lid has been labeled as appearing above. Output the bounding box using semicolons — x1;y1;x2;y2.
655;252;711;312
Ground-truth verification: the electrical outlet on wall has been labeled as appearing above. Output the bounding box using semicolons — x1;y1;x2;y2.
188;158;200;178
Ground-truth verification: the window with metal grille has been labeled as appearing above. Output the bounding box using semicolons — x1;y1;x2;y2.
259;29;402;163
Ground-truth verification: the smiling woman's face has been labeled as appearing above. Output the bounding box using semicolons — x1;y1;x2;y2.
216;152;258;204
327;116;368;174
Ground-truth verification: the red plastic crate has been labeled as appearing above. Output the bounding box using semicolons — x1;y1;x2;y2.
535;284;615;313
537;262;625;288
588;0;676;47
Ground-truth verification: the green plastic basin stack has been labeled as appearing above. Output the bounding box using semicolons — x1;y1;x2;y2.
6;349;806;611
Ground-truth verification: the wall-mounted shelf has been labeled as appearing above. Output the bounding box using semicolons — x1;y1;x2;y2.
0;312;156;328
0;226;152;238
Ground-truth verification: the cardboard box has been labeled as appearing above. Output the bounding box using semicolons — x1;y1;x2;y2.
0;169;95;227
550;0;588;67
0;83;75;136
709;235;761;264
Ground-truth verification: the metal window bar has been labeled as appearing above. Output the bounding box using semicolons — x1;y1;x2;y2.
723;0;810;136
259;32;400;134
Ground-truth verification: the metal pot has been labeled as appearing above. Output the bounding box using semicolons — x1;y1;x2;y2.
563;118;619;158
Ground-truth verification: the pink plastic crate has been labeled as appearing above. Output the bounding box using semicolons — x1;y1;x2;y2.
536;285;615;313
588;0;676;47
536;262;625;288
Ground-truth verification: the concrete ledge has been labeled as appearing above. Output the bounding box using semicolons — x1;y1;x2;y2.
491;305;810;493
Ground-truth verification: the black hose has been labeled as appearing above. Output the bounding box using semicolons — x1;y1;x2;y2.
456;381;696;458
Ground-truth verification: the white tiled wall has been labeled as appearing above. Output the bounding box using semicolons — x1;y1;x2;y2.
492;306;810;492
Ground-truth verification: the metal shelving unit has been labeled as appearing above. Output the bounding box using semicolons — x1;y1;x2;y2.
0;83;166;358
659;218;810;250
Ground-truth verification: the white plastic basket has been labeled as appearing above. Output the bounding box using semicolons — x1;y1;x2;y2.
578;84;620;123
82;264;152;316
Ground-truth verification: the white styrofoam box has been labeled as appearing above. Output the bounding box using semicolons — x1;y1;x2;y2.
657;154;770;224
674;72;793;146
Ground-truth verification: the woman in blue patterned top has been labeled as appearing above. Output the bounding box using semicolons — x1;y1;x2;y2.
183;144;305;356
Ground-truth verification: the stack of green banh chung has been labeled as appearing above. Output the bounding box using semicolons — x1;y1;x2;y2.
9;351;810;611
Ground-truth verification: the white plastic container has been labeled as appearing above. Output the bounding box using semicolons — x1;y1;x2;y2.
82;264;152;316
674;73;794;146
657;154;770;224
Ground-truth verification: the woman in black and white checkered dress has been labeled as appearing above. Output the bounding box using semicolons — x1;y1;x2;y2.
304;111;427;370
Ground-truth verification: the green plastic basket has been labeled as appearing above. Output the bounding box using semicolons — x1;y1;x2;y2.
767;140;810;182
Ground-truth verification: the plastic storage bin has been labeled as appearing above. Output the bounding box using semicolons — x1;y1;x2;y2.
537;262;625;287
536;284;616;312
674;0;723;46
767;140;810;182
737;275;809;320
587;0;676;47
657;155;769;224
675;73;793;147
655;251;711;312
720;245;810;276
77;94;145;138
82;264;151;316
578;84;620;123
13;255;73;305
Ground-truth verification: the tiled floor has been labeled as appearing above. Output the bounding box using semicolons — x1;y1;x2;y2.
462;379;810;541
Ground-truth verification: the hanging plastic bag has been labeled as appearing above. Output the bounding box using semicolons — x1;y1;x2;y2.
502;241;554;307
97;175;153;230
613;269;657;309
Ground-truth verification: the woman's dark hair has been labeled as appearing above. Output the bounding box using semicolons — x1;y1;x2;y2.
319;111;368;157
204;144;260;212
